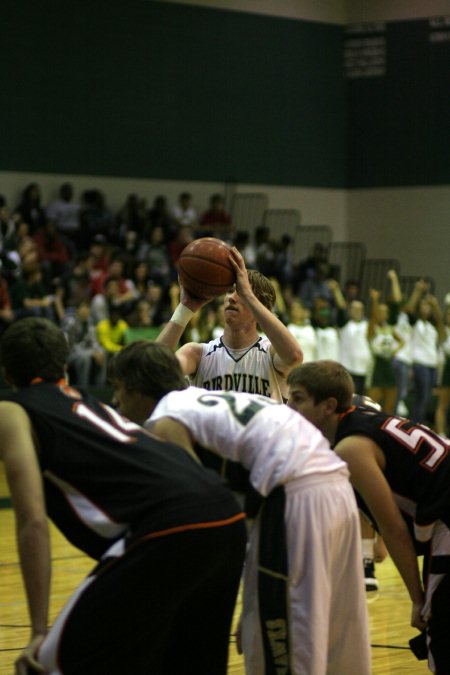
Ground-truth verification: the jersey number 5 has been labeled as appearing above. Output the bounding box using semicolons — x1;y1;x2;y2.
384;418;449;470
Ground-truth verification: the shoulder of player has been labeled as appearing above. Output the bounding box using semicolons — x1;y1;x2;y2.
334;433;386;472
0;400;30;427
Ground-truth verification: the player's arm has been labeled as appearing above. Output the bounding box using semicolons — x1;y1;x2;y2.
229;248;303;375
0;402;50;672
367;288;380;340
335;435;426;631
149;416;200;464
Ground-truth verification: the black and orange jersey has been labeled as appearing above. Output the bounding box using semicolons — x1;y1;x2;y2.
9;381;243;559
336;403;450;537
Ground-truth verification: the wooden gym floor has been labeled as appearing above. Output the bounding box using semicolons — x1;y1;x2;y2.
0;466;428;674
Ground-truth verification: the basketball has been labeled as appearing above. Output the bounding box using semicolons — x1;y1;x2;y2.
178;237;235;298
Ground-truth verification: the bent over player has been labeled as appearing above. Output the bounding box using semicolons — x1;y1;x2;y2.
287;360;450;674
0;318;246;675
109;340;371;675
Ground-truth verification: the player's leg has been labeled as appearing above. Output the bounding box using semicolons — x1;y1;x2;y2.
360;512;379;591
434;386;450;436
162;519;247;675
422;522;450;674
285;475;370;675
38;522;246;675
38;538;170;674
326;479;371;674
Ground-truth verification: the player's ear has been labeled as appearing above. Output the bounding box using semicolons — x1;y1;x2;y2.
323;397;339;416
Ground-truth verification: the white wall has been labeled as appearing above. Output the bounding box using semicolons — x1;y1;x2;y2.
348;186;450;299
155;0;347;24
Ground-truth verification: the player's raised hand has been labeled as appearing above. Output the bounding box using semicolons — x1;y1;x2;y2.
178;276;213;312
229;247;252;299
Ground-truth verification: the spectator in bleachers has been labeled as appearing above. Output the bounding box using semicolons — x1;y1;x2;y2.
198;193;233;242
299;259;336;313
80;189;115;249
332;279;372;397
254;225;277;278
0;196;17;252
342;278;362;303
90;253;134;300
294;241;328;292
127;260;152;302
14;183;46;234
435;304;450;437
403;279;445;424
167;224;193;271
392;306;413;416
0;261;15;333
125;295;163;331
115;193;148;242
172;192;198;230
91;276;123;325
287;299;317;362
3;220;31;259
233;230;256;267
62;299;107;387
10;263;64;323
338;299;372;396
90;271;134;325
46;183;82;247
136;225;172;290
33;219;72;282
86;235;110;288
61;253;93;309
273;234;295;288
311;295;340;361
96;303;128;357
366;278;404;414
147;195;176;243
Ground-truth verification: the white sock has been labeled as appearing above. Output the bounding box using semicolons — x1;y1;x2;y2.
362;538;375;560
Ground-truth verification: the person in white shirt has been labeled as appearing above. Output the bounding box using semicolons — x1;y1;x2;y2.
287;299;317;362
339;299;372;395
108;341;371;675
311;296;340;361
156;246;303;402
403;280;445;424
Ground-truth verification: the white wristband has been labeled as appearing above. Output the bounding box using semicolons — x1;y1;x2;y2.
171;303;194;327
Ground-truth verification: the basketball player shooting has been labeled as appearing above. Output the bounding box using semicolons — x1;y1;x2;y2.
157;244;303;402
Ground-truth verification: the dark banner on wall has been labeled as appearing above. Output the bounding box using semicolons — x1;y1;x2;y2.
346;16;450;187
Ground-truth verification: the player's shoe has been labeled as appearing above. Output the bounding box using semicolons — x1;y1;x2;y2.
363;558;379;591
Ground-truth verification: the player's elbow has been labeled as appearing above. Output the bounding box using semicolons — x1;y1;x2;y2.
280;348;303;375
288;346;304;369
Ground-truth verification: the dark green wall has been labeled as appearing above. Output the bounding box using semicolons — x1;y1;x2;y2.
347;18;450;187
1;0;346;187
2;3;449;189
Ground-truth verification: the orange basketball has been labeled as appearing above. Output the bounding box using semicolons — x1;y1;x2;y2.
178;237;235;298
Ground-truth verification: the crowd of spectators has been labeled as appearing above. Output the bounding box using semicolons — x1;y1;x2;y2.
0;181;449;435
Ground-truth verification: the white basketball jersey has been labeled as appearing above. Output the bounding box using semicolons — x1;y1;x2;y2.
191;336;286;401
147;387;347;496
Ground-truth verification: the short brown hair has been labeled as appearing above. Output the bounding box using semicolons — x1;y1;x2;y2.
1;318;69;387
247;270;276;310
287;360;354;411
108;340;187;401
